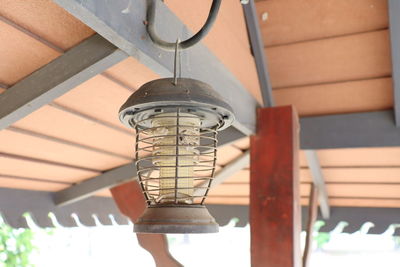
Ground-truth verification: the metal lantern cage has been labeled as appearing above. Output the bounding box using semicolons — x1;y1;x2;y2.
119;78;234;233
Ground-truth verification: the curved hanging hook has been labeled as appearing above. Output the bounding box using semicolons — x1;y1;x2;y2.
146;0;222;51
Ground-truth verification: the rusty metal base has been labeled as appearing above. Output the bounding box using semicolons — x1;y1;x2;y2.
134;206;219;234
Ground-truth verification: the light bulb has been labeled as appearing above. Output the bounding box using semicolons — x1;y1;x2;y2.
151;112;200;204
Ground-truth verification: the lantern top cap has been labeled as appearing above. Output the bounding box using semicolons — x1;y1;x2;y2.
119;78;234;130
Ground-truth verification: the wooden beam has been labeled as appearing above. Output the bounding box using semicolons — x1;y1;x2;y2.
0;34;127;130
250;106;301;267
110;181;182;267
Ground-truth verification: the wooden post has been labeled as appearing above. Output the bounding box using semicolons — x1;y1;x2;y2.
250;106;301;267
110;181;183;267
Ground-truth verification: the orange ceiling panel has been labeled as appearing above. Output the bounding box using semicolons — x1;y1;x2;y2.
257;0;388;47
12;105;134;158
54;75;134;130
267;30;391;89
0;0;93;50
316;147;400;167
0;129;129;171
0;176;69;191
301;167;400;184
217;145;243;166
274;77;393;116
0;156;99;183
104;57;160;91
0;20;60;85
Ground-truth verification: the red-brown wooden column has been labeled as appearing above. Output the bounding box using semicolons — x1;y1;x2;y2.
250;106;301;267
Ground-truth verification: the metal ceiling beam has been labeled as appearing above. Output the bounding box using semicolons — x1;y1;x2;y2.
53;164;137;207
300;110;400;149
388;0;400;126
242;0;329;219
0;34;127;130
242;0;274;107
304;150;330;219
53;126;246;206
53;0;259;135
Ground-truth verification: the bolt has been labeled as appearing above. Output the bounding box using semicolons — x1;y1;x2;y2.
261;12;268;22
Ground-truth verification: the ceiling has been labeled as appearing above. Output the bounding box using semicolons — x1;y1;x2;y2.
0;0;399;209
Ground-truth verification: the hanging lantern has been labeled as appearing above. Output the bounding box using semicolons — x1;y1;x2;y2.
119;78;234;233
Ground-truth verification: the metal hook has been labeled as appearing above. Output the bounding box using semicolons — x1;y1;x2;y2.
173;39;181;85
146;0;222;51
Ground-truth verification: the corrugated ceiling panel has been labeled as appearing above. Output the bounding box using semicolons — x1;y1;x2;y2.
274;77;393;116
0;156;99;182
12;105;134;157
0;0;94;50
54;75;133;130
0;20;60;85
257;0;388;47
0;176;69;191
0;129;129;171
267;30;391;89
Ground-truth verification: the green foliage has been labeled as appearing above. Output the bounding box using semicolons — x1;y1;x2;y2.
0;215;36;267
313;221;331;249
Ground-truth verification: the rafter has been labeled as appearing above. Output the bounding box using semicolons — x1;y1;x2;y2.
0;34;127;130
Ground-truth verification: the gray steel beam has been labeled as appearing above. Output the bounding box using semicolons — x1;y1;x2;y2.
53;164;137;207
304;150;330;219
53;126;246;206
300;110;400;149
0;34;127;130
242;0;274;107
389;0;400;126
241;1;329;218
54;0;259;135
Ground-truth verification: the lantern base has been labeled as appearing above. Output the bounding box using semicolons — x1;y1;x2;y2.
134;205;219;234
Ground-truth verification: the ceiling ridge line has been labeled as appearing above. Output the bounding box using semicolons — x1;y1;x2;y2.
272;75;393;91
0;15;64;53
48;102;132;136
7;126;131;160
0;174;71;185
0;16;139;137
301;165;400;169
1;83;134;139
0;14;143;98
100;72;136;93
263;27;390;49
0;151;102;173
